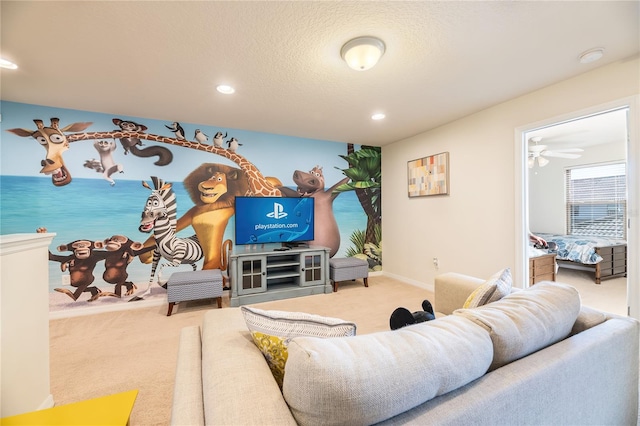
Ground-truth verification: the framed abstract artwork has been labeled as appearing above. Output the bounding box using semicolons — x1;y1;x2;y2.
407;152;450;197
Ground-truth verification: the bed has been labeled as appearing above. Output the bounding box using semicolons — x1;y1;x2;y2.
535;233;627;284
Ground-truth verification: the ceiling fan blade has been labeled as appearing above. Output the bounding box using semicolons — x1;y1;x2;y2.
549;148;584;153
528;144;547;153
541;151;582;159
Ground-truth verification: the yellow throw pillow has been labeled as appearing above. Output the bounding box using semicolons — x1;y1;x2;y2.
241;306;356;388
463;268;512;309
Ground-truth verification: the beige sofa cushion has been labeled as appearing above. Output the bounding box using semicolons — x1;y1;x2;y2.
570;305;607;336
454;281;580;370
201;309;298;425
283;315;493;426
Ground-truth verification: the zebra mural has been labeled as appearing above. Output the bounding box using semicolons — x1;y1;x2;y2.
134;176;203;300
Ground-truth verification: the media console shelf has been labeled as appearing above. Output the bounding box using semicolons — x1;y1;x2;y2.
229;245;332;307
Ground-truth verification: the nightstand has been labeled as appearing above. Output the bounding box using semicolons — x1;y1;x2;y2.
529;253;556;285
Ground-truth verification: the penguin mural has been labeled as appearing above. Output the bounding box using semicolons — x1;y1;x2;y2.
213;131;227;148
227;137;242;152
194;129;209;144
165;122;186;140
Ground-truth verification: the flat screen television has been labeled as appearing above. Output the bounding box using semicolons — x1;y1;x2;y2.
234;196;314;245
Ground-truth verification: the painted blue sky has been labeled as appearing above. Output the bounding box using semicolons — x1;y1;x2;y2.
0;101;355;188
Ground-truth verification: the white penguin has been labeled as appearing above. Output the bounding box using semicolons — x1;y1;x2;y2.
165;122;186;140
227;137;242;152
213;131;227;148
194;129;209;144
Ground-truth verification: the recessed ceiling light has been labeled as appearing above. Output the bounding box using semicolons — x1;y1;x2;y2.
372;113;385;120
0;58;18;70
579;48;604;64
216;84;235;94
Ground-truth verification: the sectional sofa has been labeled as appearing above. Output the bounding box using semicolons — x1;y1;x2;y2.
170;272;639;425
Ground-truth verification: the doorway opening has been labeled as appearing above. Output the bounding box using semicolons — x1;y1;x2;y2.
516;97;638;319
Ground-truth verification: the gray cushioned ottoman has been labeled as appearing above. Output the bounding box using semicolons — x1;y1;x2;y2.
166;269;223;316
329;257;369;292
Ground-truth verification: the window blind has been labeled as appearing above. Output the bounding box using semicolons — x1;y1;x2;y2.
565;162;626;240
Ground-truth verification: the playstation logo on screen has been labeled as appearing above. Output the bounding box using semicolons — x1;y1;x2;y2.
266;202;288;219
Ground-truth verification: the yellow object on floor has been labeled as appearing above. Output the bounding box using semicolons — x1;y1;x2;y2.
0;389;138;425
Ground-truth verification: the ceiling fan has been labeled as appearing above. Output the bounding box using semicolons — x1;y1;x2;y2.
528;137;584;168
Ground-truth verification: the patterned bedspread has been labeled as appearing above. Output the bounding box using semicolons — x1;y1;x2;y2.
536;233;626;265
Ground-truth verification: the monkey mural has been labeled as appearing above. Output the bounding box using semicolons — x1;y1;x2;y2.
139;164;250;274
101;235;155;297
279;165;349;257
112;118;173;166
6;118;92;187
49;239;113;302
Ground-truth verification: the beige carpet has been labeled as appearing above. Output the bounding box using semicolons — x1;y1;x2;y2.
49;271;630;425
49;275;432;425
554;267;628;316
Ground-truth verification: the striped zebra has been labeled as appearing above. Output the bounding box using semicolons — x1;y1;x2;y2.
135;176;203;299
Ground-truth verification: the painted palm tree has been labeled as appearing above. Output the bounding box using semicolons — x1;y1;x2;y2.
334;145;381;261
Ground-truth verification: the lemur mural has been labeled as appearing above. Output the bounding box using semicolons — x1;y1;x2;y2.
4;108;380;310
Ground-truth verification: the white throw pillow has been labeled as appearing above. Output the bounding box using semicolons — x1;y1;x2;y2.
241;306;356;388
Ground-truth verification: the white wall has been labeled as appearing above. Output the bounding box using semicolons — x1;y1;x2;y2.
1;233;55;417
382;57;639;290
529;141;626;235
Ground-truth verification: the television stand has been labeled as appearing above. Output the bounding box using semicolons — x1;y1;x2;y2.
229;245;332;307
284;242;309;249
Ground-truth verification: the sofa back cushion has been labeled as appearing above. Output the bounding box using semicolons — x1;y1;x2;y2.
454;281;580;370
282;315;493;426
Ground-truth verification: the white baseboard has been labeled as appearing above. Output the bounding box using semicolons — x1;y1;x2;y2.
49;298;166;320
382;271;434;293
38;393;54;410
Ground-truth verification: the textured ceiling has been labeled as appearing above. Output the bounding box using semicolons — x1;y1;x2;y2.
1;1;638;146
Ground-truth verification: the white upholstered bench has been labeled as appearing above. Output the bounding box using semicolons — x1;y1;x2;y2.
166;269;223;316
329;257;369;292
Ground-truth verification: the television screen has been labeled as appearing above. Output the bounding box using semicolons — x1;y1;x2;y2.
234;196;315;245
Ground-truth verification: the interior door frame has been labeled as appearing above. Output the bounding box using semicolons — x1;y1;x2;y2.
515;95;639;319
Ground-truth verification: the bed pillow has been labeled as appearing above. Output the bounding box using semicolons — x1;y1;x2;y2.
241;306;356;388
463;268;512;308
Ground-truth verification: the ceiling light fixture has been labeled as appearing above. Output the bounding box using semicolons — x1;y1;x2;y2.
341;36;385;71
371;113;385;120
216;84;235;94
0;58;18;70
578;48;604;64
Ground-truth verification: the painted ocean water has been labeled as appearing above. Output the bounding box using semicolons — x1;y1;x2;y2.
1;175;367;295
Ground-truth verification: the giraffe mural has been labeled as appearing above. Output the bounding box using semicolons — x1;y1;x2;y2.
67;130;281;197
6;118;93;186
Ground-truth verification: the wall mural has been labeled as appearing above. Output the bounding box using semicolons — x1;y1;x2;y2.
0;101;381;313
